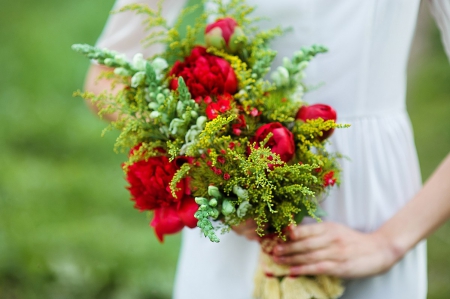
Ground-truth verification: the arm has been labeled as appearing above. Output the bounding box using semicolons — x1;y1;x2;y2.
270;154;450;278
380;153;450;261
84;0;186;121
84;64;119;122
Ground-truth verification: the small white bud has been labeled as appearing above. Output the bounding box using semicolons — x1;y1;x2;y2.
114;54;127;66
156;93;165;103
114;67;130;76
150;111;161;119
196;116;207;128
148;102;159;110
209;198;218;207
222;200;235;216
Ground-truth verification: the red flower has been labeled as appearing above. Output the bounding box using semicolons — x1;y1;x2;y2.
169;46;238;99
232;114;247;136
151;205;184;243
217;156;226;164
151;196;198;242
223;173;231;180
250;108;261;117
205;17;245;53
251;122;295;162
204;96;212;104
126;156;185;211
323;171;337;187
296;104;337;141
125;153;198;242
176;196;199;229
213;167;223;175
205;94;232;120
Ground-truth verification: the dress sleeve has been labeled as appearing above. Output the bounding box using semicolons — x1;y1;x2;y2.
95;0;186;60
428;0;450;60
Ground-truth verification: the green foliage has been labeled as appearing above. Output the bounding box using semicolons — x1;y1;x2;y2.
116;2;171;47
259;92;303;124
271;45;328;96
118;1;207;63
187;133;333;240
185;115;237;156
170;163;192;198
207;0;259;28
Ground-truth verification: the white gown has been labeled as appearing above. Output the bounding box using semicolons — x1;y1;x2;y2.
96;1;450;298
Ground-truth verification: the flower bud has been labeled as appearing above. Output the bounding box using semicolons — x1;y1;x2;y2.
148;102;159;110
271;66;290;87
132;53;146;71
196;116;207;128
150;111;161;119
131;71;146;87
209;198;218;207
296;104;337;141
208;185;222;199
190;111;198;118
169;118;184;135
209;208;219;219
237;201;252;218
114;54;127;66
156;93;165;103
232;185;249;199
114;67;131;77
205;17;246;53
151;57;168;79
104;58;114;66
195;197;209;205
222;199;235;216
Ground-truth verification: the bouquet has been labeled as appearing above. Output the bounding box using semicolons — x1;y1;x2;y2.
73;1;348;298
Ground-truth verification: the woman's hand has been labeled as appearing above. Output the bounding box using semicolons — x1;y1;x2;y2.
271;222;401;278
232;219;261;241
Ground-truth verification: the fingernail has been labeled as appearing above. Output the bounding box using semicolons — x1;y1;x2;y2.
273;256;284;264
289;266;301;276
275;245;283;253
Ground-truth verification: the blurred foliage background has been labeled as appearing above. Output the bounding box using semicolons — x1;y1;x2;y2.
0;0;449;298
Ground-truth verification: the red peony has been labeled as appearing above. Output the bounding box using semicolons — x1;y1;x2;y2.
150;196;199;242
296;104;337;141
251;122;296;162
169;46;238;99
151;205;184;242
176;196;199;229
126;153;199;242
205;17;245;53
126;155;185;211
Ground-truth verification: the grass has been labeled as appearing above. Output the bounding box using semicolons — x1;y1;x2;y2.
0;0;449;298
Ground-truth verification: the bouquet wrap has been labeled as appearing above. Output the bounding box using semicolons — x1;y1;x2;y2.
254;235;344;299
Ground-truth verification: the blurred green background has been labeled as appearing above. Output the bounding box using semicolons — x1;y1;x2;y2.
0;0;449;298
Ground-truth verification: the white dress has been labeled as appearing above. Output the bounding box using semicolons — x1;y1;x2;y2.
96;1;450;298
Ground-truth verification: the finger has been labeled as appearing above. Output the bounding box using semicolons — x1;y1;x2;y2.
242;230;261;241
289;223;327;241
273;248;335;266
273;234;331;256
232;219;257;234
289;261;340;276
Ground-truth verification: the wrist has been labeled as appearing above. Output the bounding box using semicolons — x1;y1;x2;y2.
371;229;406;271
